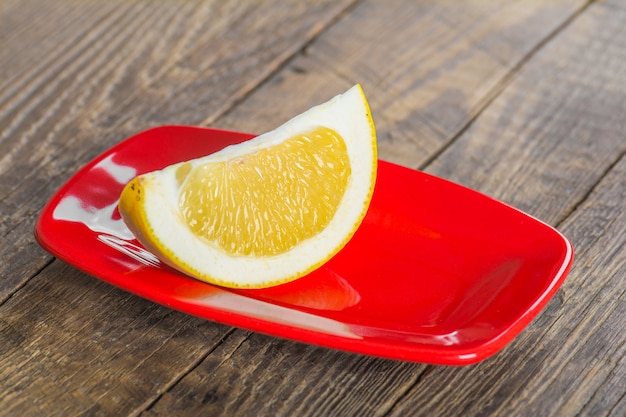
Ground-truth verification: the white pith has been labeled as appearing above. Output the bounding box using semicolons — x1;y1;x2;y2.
139;85;376;287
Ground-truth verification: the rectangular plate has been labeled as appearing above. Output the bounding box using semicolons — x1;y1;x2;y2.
35;126;573;364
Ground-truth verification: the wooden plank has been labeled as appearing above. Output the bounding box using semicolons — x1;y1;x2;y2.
380;1;626;416
0;0;354;303
0;1;357;415
141;334;427;416
0;0;122;89
0;260;234;416
138;2;619;417
387;157;624;417
215;0;587;167
2;1;623;416
424;0;626;225
142;1;623;416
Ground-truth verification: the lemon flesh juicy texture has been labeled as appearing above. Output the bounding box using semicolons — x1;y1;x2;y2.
118;84;377;288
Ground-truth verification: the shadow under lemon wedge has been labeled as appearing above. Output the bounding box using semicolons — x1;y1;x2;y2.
118;84;377;288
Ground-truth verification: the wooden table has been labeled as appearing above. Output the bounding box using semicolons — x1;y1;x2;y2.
1;1;624;416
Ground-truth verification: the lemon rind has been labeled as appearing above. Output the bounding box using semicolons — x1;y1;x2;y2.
120;85;376;288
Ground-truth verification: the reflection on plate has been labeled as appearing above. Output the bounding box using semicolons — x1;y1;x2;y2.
35;126;573;365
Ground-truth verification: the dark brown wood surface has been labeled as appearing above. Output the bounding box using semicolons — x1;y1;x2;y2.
1;1;624;416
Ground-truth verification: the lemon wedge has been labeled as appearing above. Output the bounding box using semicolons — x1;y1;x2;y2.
118;84;377;288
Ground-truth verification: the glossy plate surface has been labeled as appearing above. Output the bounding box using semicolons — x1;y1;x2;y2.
35;126;573;365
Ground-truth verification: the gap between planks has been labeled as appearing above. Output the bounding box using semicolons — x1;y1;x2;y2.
7;2;610;415
378;0;599;411
1;0;360;306
381;366;435;417
416;0;596;172
554;150;626;229
0;256;55;307
131;328;247;417
199;0;363;128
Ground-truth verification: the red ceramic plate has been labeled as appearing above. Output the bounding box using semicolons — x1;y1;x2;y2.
35;126;573;365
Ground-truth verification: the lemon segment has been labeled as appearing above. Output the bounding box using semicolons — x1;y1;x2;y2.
118;84;377;288
179;127;350;256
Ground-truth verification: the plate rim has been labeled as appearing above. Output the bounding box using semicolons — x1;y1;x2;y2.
34;125;574;365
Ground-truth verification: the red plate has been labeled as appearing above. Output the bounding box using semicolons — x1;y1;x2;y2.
35;126;573;365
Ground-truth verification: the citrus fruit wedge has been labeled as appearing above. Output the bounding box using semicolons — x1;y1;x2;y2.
118;84;377;288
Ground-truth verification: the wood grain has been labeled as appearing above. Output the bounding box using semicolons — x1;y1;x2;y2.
0;0;354;303
378;2;626;416
134;2;626;417
216;0;588;167
425;0;626;225
388;156;624;417
141;334;427;417
1;0;624;416
0;260;233;416
143;1;624;416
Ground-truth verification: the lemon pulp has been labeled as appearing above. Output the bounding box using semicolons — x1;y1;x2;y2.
178;127;350;256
